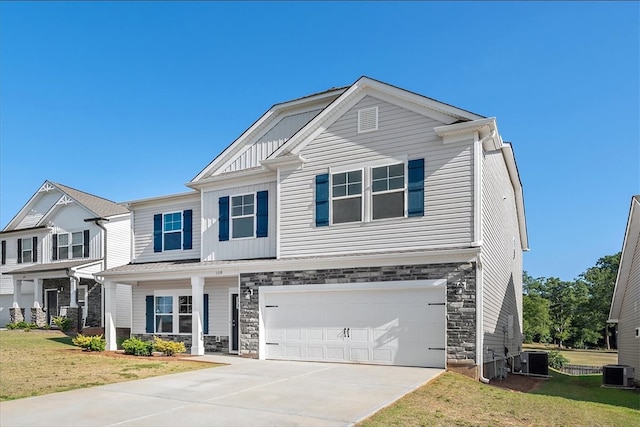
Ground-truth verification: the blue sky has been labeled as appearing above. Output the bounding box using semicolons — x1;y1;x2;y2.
1;2;638;281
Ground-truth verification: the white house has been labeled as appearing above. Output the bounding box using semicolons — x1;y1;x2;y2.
0;181;131;331
609;195;640;383
98;77;528;380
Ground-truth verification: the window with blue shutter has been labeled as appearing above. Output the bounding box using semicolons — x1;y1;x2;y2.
315;174;329;227
145;295;154;333
219;196;229;241
183;210;193;250
256;191;268;238
408;158;425;217
203;294;209;334
153;214;163;252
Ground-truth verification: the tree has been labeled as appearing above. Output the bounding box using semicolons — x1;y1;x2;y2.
523;293;550;343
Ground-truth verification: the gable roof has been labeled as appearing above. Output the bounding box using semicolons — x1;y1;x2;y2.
609;195;640;322
3;181;129;231
190;76;485;184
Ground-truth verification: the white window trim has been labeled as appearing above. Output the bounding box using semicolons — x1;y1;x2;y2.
57;231;86;259
370;162;408;221
230;192;257;240
162;211;183;251
329;168;364;225
153;290;193;335
71;231;84;259
20;238;33;263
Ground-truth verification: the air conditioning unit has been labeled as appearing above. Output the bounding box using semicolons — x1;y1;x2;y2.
603;365;635;387
520;351;549;376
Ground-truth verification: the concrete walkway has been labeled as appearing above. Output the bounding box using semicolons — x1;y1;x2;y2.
0;355;443;427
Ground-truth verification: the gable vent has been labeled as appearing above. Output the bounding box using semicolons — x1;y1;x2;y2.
358;107;378;133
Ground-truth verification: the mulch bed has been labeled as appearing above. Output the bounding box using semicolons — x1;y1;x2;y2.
489;374;545;393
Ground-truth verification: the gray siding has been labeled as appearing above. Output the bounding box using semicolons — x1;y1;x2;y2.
279;95;474;257
201;182;277;261
480;149;524;358
618;232;640;380
132;197;201;263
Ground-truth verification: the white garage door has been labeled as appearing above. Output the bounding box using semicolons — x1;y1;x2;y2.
260;280;446;368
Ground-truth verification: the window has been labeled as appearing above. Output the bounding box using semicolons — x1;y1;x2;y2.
20;238;33;263
331;170;362;224
58;234;70;259
372;163;406;220
155;296;173;333
56;232;86;259
232;194;255;238
72;232;84;258
178;296;192;333
163;212;182;250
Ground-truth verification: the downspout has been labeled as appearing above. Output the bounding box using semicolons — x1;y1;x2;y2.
476;254;490;383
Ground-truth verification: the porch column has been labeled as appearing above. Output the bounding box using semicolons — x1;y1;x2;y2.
104;280;118;351
12;278;22;307
33;278;43;307
191;276;205;355
69;276;78;308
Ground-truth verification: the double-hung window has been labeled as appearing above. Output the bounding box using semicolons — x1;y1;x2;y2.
372;163;406;219
57;232;86;259
155;296;173;333
331;170;363;224
163;212;182;250
178;296;192;333
20;238;33;263
58;234;70;259
231;194;255;238
71;232;84;258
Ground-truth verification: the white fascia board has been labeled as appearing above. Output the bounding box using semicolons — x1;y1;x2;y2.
260;154;305;170
37;194;101;227
609;196;640;321
501;144;529;251
187;167;276;191
123;191;200;209
434;118;498;146
3;180;54;231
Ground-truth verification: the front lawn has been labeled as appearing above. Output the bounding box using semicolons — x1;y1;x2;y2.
359;371;639;427
0;330;218;401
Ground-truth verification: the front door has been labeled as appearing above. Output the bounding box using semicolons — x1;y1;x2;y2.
231;293;239;353
45;289;58;325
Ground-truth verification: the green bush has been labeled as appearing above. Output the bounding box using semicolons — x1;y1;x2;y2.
5;323;18;330
153;336;186;356
5;322;37;330
72;334;106;352
52;316;73;332
122;337;154;356
548;350;570;369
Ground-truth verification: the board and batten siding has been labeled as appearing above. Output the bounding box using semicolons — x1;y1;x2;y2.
132;197;200;263
222;109;324;174
618;231;640;380
15;190;61;229
201;182;276;261
104;215;131;269
131;278;235;336
480;149;524;357
279;95;474;257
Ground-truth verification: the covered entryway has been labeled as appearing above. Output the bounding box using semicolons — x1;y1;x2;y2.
260;280;446;368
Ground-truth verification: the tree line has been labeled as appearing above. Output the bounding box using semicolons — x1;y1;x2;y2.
523;253;620;349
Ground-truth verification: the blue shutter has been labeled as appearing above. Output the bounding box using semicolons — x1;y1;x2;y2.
256;191;268;238
32;237;38;262
145;295;154;333
203;294;209;334
83;230;90;258
183;210;193;250
153;214;162;252
315;174;329;227
408;158;425;217
219;196;229;241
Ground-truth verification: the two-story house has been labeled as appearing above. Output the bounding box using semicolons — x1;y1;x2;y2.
98;77;528;380
0;181;131;332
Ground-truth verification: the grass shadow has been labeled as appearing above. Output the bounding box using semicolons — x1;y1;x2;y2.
46;336;75;346
532;370;640;411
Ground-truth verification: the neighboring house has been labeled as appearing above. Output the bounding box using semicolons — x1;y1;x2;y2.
98;77;528;380
609;195;640;383
0;181;132;331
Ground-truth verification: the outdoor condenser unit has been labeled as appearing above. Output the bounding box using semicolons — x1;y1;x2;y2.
520;351;549;376
602;365;635;387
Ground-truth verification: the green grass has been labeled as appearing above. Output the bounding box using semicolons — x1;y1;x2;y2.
0;330;219;401
523;343;618;366
359;372;640;427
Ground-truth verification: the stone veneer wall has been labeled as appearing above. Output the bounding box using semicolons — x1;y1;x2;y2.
42;278;102;329
238;262;477;364
133;334;229;353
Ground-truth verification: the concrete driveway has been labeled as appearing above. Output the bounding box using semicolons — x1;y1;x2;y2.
0;355;442;427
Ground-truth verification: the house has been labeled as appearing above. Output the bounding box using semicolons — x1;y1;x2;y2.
609;195;640;383
0;181;132;332
98;77;528;379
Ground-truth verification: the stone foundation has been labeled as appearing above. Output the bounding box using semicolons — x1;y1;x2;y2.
239;262;477;363
31;307;46;327
9;307;25;324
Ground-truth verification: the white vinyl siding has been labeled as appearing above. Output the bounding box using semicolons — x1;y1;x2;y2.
480;149;524;359
222;109;323;173
15;191;61;229
279;96;473;257
116;284;132;328
201;182;276;261
617;231;640;380
132;196;200;263
104;215;132;269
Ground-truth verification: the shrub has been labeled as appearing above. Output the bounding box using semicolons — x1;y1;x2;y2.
5;323;18;330
548;350;569;369
52;316;73;332
5;322;37;330
122;337;154;356
72;334;106;352
153;336;186;356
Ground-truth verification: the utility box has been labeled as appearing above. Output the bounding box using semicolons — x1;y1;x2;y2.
603;365;635;387
521;351;549;376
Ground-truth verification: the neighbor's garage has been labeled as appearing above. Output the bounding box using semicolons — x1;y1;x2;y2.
259;280;446;368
